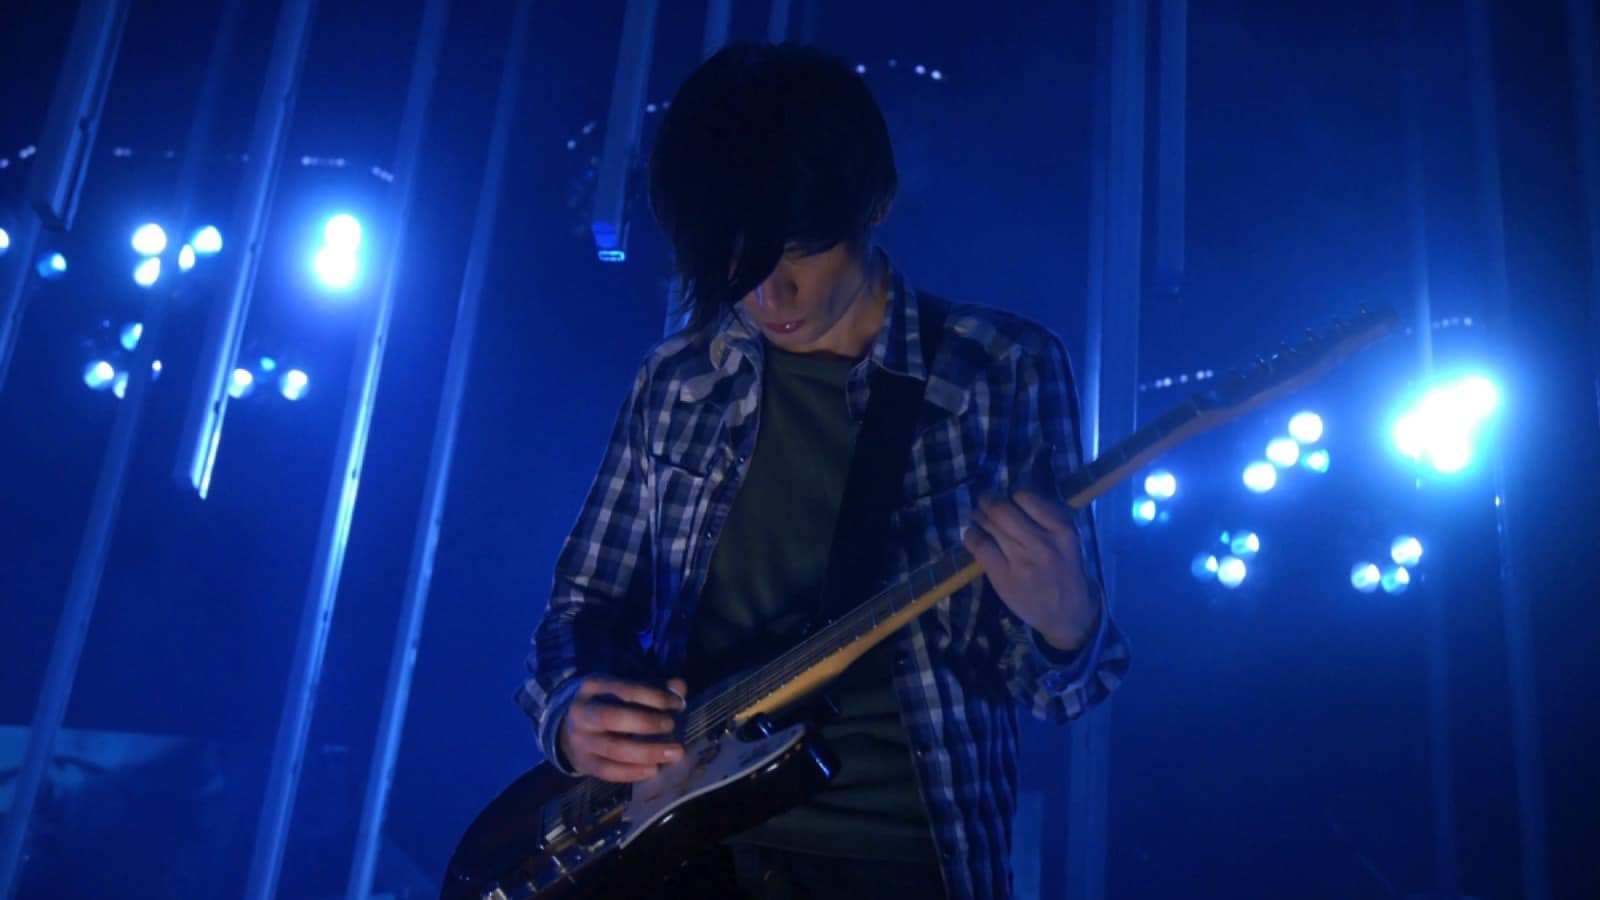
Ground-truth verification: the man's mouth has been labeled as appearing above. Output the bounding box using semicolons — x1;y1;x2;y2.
760;318;806;335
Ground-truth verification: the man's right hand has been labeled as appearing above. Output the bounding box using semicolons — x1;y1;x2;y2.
558;676;688;783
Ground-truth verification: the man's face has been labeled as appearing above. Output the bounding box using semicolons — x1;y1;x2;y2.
737;240;879;357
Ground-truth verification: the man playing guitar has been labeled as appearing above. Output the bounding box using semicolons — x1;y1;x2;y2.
515;42;1130;899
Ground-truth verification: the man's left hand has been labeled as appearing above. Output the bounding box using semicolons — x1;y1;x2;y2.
962;490;1099;652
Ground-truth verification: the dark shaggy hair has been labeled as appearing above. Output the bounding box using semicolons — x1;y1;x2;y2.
648;42;898;330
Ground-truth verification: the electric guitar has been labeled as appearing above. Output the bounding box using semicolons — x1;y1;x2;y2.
441;307;1399;900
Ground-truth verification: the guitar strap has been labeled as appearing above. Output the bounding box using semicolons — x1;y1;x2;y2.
815;290;949;624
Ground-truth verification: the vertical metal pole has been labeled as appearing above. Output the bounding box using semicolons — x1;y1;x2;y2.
590;0;659;263
1068;2;1145;898
767;0;791;43
1155;0;1186;296
702;0;731;59
0;0;130;393
172;0;319;499
1463;4;1552;899
1564;0;1600;425
1404;61;1460;897
0;1;239;895
343;2;532;894
242;2;454;897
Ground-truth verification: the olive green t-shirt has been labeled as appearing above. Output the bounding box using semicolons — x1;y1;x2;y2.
684;346;937;864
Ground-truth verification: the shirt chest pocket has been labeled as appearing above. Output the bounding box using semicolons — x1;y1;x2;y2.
647;400;728;537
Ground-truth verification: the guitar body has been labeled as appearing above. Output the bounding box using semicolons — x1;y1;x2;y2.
441;723;836;899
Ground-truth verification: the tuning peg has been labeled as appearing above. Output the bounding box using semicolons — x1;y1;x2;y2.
1256;355;1270;369
1304;328;1318;344
1331;317;1346;333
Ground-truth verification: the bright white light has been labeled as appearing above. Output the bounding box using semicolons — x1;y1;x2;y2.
151;359;163;380
1217;556;1247;589
314;246;359;289
83;360;115;391
280;368;309;401
1350;562;1381;593
1131;496;1157;526
133;256;161;288
1143;469;1177;501
120;322;143;351
192;225;222;255
37;253;67;278
112;371;129;399
1392;374;1500;475
1230;531;1261;559
1266;437;1301;468
322;213;363;251
1391;536;1423;567
1382;566;1411;594
132;223;168;256
178;244;196;271
228;367;255;399
260;356;278;372
0;227;10;254
1289;411;1324;444
1302;448;1330;474
1191;552;1219;581
1242;461;1278;493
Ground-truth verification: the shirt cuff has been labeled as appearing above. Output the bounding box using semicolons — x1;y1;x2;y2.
1027;582;1109;696
536;676;588;776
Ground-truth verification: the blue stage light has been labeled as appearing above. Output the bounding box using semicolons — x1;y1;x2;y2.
37;253;67;279
133;257;161;288
1288;411;1324;444
83;360;115;391
1143;469;1177;501
1229;530;1260;559
1350;562;1381;593
1381;566;1411;595
131;223;168;256
0;227;10;254
120;322;143;351
1391;536;1423;567
1392;374;1500;475
1265;437;1300;468
1191;552;1219;581
1217;556;1247;589
1131;496;1157;526
1242;461;1278;493
280;369;309;401
323;213;363;251
178;244;197;271
192;225;223;255
1301;448;1330;474
228;367;256;399
314;246;359;290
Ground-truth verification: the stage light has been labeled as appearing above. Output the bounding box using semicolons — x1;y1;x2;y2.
192;225;222;255
280;368;309;401
1391;536;1423;567
0;227;9;254
323;213;363;251
1217;556;1247;589
1242;461;1277;493
1229;530;1260;559
132;223;168;256
227;367;255;399
37;253;67;279
151;359;163;380
1143;469;1177;501
1266;437;1300;468
83;360;115;391
1288;411;1324;444
133;256;161;288
112;371;130;399
178;244;196;271
1350;562;1381;593
1302;448;1330;474
1190;552;1219;581
1381;566;1411;595
120;321;143;351
1131;496;1157;526
1392;374;1500;475
260;356;278;372
314;246;359;290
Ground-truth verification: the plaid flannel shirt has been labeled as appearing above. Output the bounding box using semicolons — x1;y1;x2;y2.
516;260;1129;899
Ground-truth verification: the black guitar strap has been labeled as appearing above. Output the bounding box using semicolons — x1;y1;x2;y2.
815;291;949;623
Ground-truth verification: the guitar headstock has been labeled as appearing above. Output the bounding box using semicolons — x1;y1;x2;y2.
1192;306;1399;423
